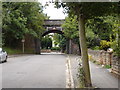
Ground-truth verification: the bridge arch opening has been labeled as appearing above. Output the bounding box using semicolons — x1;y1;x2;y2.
41;31;65;54
42;27;64;37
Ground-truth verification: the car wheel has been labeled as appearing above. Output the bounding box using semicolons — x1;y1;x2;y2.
4;56;7;62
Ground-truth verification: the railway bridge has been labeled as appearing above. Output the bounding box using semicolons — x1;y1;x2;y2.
34;19;78;54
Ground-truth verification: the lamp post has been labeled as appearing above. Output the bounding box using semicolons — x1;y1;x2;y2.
107;48;113;66
21;39;25;54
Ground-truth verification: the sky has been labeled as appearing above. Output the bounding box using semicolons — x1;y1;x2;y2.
38;0;67;19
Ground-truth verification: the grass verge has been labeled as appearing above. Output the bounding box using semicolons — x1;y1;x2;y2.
3;47;34;55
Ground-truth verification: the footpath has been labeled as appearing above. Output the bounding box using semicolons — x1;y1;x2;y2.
68;54;119;89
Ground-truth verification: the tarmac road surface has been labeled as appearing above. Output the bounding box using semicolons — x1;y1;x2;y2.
2;52;66;88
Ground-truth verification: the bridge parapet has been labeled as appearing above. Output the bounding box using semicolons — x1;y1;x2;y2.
46;27;63;31
44;19;65;27
42;19;65;36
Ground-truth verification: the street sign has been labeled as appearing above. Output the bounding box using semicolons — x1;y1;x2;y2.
21;39;25;53
21;39;25;43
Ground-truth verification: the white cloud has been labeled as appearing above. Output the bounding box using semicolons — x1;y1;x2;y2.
38;0;67;19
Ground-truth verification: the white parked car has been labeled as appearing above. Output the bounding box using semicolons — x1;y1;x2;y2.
0;48;7;63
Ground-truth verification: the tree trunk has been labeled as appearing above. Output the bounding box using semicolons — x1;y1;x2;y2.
78;41;81;55
69;39;72;54
39;40;41;54
66;38;69;54
78;16;92;87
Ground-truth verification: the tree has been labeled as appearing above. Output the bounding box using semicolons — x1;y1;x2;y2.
86;15;120;54
85;16;115;50
41;35;52;49
21;2;45;38
2;2;46;53
62;15;80;54
62;15;79;39
52;34;66;52
20;2;46;54
86;17;113;41
55;1;118;87
53;33;62;47
2;2;28;47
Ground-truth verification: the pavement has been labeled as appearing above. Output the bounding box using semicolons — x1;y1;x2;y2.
67;55;81;88
68;54;120;89
2;52;66;88
90;61;119;88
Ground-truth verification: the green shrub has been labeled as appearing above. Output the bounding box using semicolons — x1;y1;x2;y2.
3;47;22;54
100;40;111;51
93;60;96;63
51;47;61;51
111;41;120;57
77;67;85;88
104;65;111;69
3;47;34;54
93;46;100;50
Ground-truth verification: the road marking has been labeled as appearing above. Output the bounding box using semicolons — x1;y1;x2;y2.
66;56;74;88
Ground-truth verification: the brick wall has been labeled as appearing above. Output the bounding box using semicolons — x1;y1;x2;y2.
71;41;81;55
24;34;35;52
111;56;120;76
